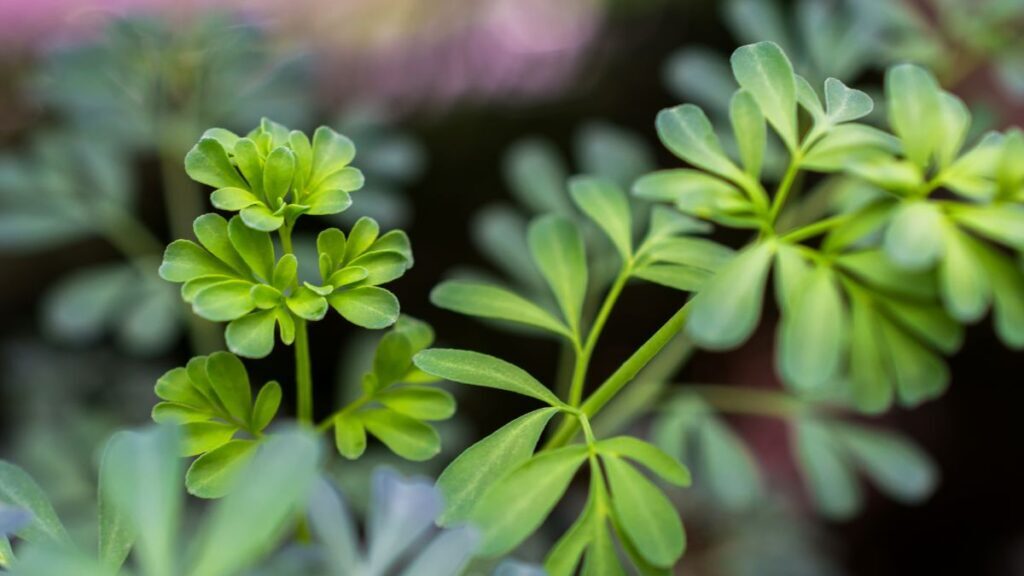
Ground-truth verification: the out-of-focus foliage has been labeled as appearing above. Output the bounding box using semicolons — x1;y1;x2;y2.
0;426;321;576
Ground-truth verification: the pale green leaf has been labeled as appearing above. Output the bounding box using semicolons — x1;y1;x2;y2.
730;42;798;149
886;64;943;168
528;215;588;332
686;242;775;350
470;445;588;557
361;409;441;461
730;89;766;178
328;286;399;329
778;266;846;391
603;456;685;567
437;407;559;525
185;440;259;499
569;176;633;259
413;349;562;406
430;281;572;339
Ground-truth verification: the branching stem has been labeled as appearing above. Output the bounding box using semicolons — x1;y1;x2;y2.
545;301;693;449
568;264;632;407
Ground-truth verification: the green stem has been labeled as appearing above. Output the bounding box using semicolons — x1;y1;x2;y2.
315;394;370;433
568;265;632;406
767;154;803;224
544;301;693;450
591;331;695;437
294;318;313;426
779;213;851;244
279;222;295;255
684;385;807;418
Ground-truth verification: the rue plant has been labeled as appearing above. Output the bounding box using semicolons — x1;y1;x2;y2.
3;40;1024;575
411;41;1024;573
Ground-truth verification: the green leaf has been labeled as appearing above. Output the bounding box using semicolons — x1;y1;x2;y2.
233;139;265;198
310;127;356;189
262;146;296;207
503;139;573;215
730;89;766;178
102;427;181;576
0;462;68;545
544;492;596;576
569;176;633;259
978;246;1024;349
239;204;284;232
377;386;456;421
935;93;970;168
778;266;845;391
193;213;249;276
227;216;275;281
189;430;321;576
210;187;261;211
437;407;559;525
835;424;938;503
794;419;861;519
730;42;797;149
596;436;691;487
881;316;949;407
699;419;762;510
470;445;588;557
886;64;943;168
847;293;895;413
344;217;380;262
159;240;236;282
328;286;400;329
205;352;253;427
334;415;367;459
939;226;991;322
656;104;745;182
305;187;354;216
528;215;588;332
185;137;247;190
802;125;900;172
346;251;409;285
884;202;945;271
361;409;441;461
225;310;278;358
686;242;775;350
97;438;134;571
185;440;259;499
430;281;572;339
251;381;281;432
192;280;256;321
413;349;562;406
954;205;1024;250
181;422;236;457
286;286;329;321
632;264;710;292
603;456;685;567
824;77;874;124
583;518;626;576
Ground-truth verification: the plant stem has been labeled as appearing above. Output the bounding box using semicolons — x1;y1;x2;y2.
591;331;695;437
544;301;693;449
315;394;371;433
278;221;295;255
779;213;851;244
294;318;313;426
568;265;632;406
683;385;807;418
767;154;803;224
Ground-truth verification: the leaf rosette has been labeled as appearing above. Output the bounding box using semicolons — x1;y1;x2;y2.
186;119;365;231
159;213;411;357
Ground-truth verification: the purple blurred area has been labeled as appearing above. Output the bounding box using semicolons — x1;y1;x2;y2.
0;0;601;110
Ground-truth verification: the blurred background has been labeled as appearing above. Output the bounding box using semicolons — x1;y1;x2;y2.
1;0;1023;574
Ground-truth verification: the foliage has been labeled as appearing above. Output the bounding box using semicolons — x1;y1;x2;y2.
0;426;321;575
409;40;1024;572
